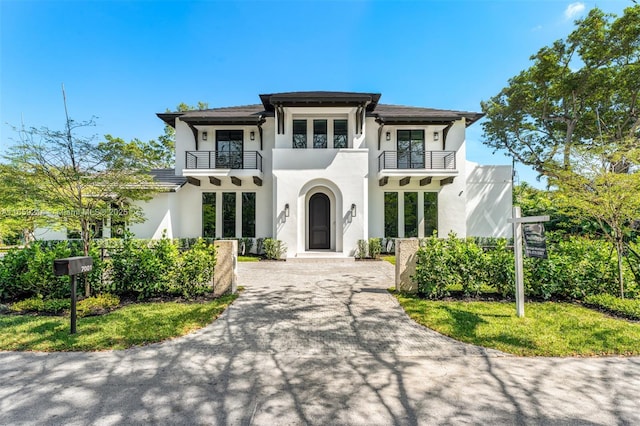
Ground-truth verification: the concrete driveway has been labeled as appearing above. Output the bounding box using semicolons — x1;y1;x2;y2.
1;260;639;425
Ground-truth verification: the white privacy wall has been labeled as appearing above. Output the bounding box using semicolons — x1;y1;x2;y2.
465;163;513;237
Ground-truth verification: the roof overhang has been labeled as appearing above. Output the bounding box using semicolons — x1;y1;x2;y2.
260;92;381;112
370;113;484;127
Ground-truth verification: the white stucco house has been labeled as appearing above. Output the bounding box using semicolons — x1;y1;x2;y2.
41;91;513;257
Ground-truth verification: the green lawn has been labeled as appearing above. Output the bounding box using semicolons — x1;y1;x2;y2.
238;255;261;262
0;294;237;351
381;255;395;265
394;292;640;356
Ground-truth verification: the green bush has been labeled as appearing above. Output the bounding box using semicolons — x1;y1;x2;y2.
109;235;179;299
445;235;487;297
414;236;453;299
356;240;368;259
263;238;286;260
172;239;216;297
10;296;70;315
76;293;120;317
0;241;104;302
413;235;630;301
486;239;515;297
368;238;382;259
584;294;640;320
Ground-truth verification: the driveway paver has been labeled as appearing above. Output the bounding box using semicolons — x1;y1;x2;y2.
0;260;639;425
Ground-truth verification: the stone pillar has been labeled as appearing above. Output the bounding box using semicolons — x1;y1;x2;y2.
395;238;419;293
213;240;238;296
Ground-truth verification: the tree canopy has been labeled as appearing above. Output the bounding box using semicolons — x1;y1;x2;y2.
481;5;640;178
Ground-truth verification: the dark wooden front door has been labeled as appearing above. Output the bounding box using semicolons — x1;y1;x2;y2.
309;193;330;249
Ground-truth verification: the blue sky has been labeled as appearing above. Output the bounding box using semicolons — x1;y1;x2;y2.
0;0;631;186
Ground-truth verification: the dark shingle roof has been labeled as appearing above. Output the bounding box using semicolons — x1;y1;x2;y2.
370;104;484;127
150;169;187;191
157;92;483;127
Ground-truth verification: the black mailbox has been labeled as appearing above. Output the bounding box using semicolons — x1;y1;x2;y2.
53;256;93;334
54;256;93;276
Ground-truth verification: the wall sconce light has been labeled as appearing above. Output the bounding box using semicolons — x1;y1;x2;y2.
250;131;255;141
350;203;357;218
433;131;439;141
385;131;391;141
202;131;208;141
285;203;290;217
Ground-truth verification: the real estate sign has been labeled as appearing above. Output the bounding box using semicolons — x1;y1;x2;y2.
523;223;547;259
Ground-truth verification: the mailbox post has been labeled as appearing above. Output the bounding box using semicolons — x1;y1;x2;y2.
53;256;93;334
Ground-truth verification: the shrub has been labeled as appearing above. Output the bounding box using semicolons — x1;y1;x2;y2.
109;235;179;299
413;236;453;299
0;241;104;302
173;239;216;297
76;293;120;317
486;239;515;297
368;238;382;259
445;235;487;297
356;240;368;259
10;296;70;315
263;238;286;260
584;294;640;320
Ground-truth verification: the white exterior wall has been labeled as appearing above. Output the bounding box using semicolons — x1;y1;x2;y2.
130;192;177;239
272;149;368;257
466;163;513;237
367;118;468;239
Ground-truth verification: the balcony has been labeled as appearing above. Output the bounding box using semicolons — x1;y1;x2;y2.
377;150;458;187
378;150;456;171
184;151;263;187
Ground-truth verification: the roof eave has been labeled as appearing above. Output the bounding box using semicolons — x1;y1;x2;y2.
157;112;182;128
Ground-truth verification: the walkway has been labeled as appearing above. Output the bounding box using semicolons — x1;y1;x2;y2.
0;261;639;425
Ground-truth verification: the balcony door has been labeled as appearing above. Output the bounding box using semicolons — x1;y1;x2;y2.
216;130;243;169
309;193;330;249
397;130;425;169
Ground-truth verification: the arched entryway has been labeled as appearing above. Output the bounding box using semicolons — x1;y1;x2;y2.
309;193;330;249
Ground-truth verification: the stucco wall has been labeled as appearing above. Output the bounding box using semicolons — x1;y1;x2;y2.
465;163;513;237
272;148;368;257
366;118;468;238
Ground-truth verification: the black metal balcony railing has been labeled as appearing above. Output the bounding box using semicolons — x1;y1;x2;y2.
377;151;456;171
185;151;263;172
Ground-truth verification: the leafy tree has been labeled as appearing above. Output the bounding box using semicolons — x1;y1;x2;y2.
554;143;640;298
481;5;640;178
3;113;162;295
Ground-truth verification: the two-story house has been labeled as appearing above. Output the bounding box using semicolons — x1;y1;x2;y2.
126;91;511;258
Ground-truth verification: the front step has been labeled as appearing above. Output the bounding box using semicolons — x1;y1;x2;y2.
288;252;355;263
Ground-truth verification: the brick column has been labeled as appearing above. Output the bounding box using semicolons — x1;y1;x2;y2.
395;238;419;293
213;240;238;296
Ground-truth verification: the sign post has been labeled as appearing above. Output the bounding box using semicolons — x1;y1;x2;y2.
507;207;549;317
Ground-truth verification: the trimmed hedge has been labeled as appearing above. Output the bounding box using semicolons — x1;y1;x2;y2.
0;237;217;302
413;234;638;300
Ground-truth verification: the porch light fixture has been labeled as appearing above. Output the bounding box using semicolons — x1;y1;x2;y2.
250;131;255;141
285;203;290;217
350;203;357;218
433;131;439;141
385;131;391;141
202;131;208;141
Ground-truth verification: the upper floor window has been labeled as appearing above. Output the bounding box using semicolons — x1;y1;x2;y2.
293;120;307;149
397;130;425;169
334;120;348;148
216;130;243;168
313;120;327;149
